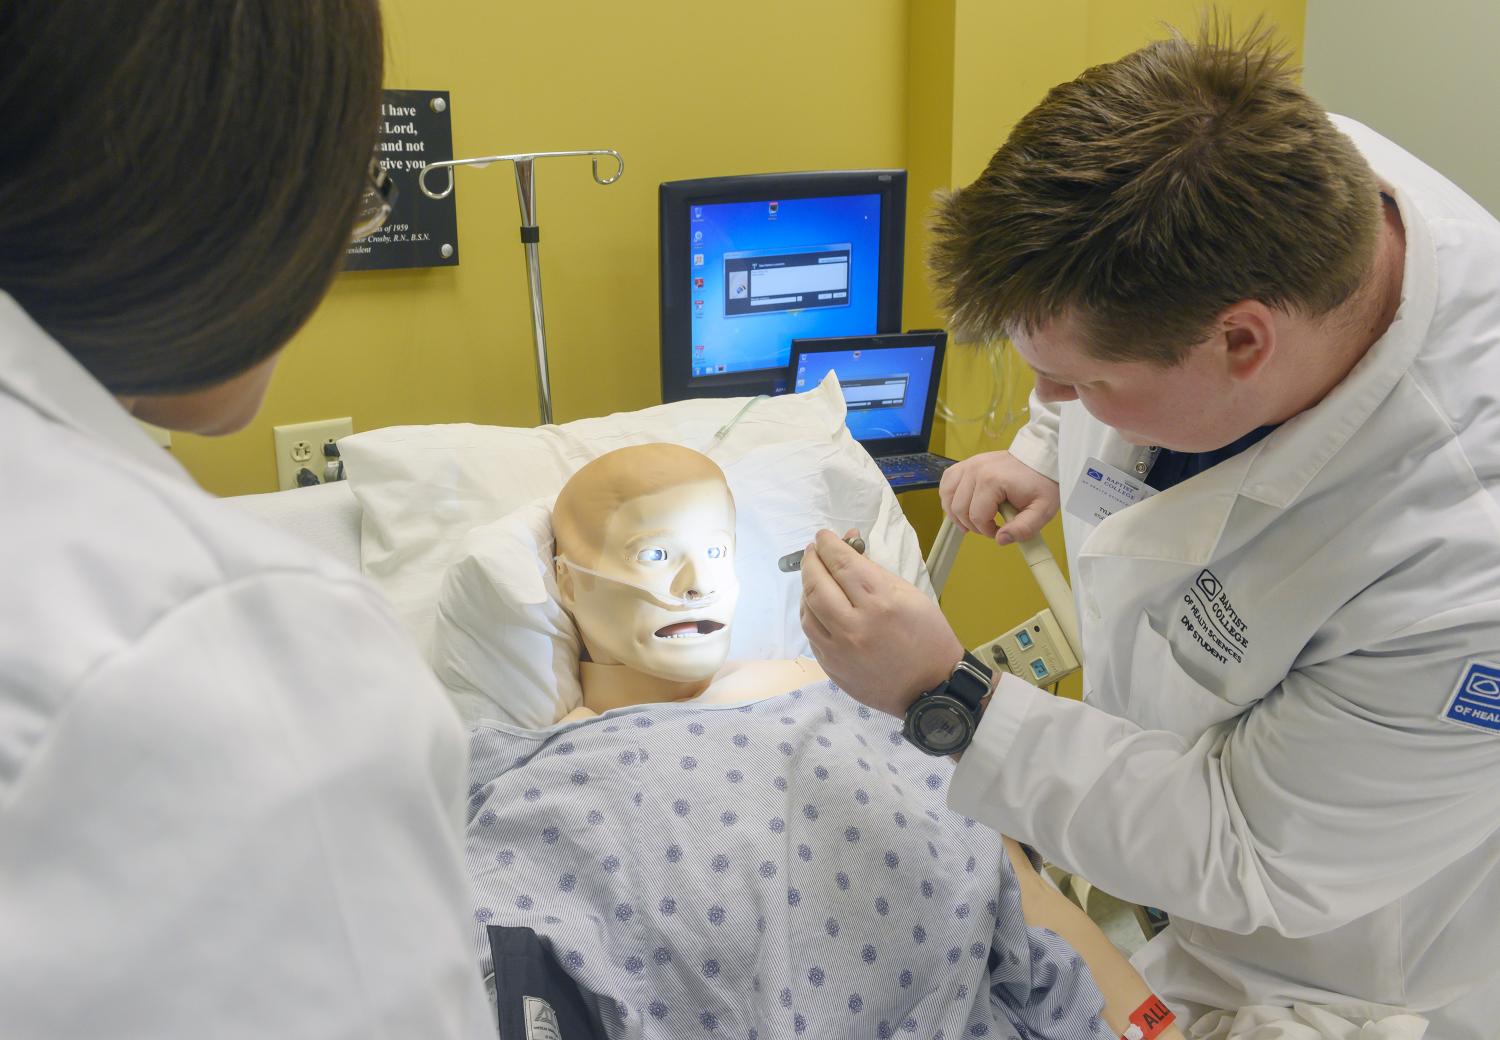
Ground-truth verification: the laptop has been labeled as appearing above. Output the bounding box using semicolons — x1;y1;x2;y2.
789;331;955;492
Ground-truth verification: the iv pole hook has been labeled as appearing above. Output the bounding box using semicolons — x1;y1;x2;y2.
416;149;624;425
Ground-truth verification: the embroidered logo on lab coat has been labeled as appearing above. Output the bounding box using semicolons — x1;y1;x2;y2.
1177;569;1249;666
1441;661;1500;733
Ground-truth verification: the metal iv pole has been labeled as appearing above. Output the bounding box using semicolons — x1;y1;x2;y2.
418;149;624;426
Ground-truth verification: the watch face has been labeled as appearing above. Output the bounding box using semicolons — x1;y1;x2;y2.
911;697;972;754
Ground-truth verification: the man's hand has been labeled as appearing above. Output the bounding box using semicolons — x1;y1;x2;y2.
938;450;1060;545
799;529;965;719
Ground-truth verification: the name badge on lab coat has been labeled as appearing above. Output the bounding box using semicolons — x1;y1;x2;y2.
1064;456;1157;526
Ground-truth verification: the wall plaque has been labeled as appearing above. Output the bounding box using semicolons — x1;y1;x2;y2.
345;88;459;271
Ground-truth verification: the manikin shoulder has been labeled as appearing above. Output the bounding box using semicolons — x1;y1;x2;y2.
698;656;827;705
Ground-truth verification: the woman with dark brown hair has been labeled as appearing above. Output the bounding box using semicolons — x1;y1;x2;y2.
0;4;491;1035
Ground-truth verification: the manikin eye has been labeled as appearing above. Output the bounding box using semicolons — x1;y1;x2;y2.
636;547;669;563
706;545;728;560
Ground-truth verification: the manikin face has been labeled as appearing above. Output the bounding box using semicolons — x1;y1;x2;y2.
560;480;740;683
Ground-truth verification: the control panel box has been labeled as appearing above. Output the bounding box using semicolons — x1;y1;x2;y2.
974;608;1080;687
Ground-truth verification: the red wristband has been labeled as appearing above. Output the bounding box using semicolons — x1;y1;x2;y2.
1121;994;1175;1040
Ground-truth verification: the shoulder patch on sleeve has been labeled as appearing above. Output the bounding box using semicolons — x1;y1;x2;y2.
1441;661;1500;733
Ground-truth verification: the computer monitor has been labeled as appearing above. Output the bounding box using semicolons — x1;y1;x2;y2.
659;170;906;402
790;333;946;456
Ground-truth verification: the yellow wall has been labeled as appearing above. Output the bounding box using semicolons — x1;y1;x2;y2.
173;0;1308;683
173;1;909;496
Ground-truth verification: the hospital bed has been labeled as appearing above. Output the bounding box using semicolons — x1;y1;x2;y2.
230;376;1145;880
229;381;1428;1040
226;377;1145;1027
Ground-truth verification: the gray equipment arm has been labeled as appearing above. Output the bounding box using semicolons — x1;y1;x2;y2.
924;507;1082;666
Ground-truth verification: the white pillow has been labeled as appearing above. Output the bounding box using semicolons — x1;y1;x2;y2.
431;500;581;729
340;375;931;724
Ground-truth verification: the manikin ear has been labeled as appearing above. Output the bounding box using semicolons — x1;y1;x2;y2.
1217;301;1278;382
555;557;575;611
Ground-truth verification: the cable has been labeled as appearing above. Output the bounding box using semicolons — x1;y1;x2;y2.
322;440;345;483
935;339;1030;439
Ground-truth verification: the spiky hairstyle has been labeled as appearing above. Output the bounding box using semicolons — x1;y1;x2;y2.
929;16;1380;365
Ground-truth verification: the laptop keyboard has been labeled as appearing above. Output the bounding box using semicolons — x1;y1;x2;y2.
876;453;955;486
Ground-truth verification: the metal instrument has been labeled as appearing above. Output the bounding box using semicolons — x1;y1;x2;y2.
778;535;867;573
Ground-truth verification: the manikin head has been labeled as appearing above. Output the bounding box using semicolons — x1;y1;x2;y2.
553;444;740;684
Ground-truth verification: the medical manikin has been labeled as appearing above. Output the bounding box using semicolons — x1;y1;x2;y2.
539;443;1180;1035
552;442;822;719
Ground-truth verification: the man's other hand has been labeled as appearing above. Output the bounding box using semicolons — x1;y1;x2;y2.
939;451;1060;545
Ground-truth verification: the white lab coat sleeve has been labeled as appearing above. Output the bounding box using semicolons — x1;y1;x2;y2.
1005;390;1062;482
948;608;1500;939
0;571;494;1040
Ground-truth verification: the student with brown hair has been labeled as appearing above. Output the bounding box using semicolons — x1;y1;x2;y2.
801;19;1500;1038
0;3;490;1035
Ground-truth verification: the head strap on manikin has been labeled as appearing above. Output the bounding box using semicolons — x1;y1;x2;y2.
554;556;733;611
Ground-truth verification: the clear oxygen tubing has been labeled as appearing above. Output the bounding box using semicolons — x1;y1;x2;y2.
710;395;769;445
935;340;1029;440
554;556;735;611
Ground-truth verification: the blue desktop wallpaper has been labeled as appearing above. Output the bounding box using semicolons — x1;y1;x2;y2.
794;344;936;442
690;194;882;376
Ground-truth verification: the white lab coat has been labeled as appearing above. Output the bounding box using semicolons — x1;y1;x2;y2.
0;293;493;1038
948;117;1500;1039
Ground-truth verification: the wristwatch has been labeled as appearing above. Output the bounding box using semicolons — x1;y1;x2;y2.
902;652;994;756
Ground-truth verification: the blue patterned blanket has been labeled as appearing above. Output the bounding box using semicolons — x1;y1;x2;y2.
466;680;1106;1039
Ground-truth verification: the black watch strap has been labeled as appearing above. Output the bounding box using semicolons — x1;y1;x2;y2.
944;652;993;711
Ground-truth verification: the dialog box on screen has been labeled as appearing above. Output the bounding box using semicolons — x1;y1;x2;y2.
840;374;910;411
723;245;852;317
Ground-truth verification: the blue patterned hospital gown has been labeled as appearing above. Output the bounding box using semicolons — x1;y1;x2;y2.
466;681;1106;1039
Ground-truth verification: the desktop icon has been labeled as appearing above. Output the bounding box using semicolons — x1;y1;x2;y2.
768;201;779;216
693;253;704;267
694;299;705;315
694;277;704;289
692;206;704;220
695;344;705;353
693;230;703;243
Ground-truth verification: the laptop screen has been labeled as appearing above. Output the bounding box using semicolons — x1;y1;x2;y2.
793;342;938;444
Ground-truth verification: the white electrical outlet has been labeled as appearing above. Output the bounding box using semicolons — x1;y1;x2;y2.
272;417;353;491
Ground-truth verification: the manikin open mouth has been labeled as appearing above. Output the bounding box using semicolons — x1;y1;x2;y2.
654;619;727;640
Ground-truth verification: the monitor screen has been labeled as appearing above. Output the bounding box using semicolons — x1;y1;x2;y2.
692;194;881;377
794;342;938;443
660;171;905;402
